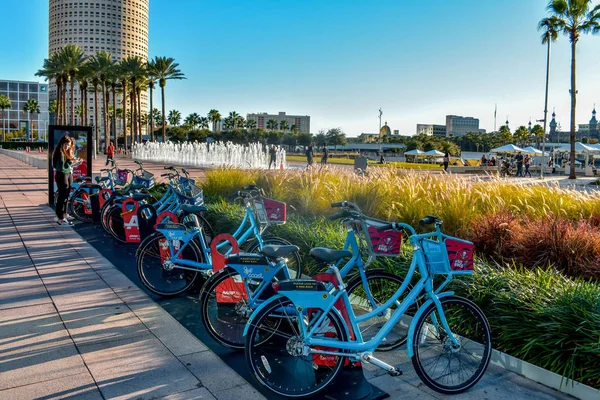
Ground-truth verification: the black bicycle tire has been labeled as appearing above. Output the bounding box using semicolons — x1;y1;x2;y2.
136;232;203;296
411;296;492;395
199;266;280;349
68;188;93;223
245;296;347;398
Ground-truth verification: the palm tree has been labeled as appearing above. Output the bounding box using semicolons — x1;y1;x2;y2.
60;44;87;126
75;64;90;126
0;94;11;142
135;78;147;142
543;0;600;179
279;120;289;132
290;124;298;134
152;108;163;127
87;56;104;154
150;56;186;142
36;51;64;125
208;109;221;132
146;59;158;141
94;51;113;150
199;116;209;130
513;126;530;146
184;113;201;130
23;99;40;140
266;119;278;131
245;119;257;130
107;67;120;146
117;59;132;151
168;110;182;127
228;111;240;129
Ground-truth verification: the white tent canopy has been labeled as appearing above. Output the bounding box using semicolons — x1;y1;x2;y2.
404;149;425;155
522;146;548;156
490;144;526;154
553;142;598;153
423;149;445;156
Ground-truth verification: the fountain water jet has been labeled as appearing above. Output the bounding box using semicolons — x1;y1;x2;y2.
132;141;287;169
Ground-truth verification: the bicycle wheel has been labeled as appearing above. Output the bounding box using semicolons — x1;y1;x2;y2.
200;266;279;349
69;188;93;222
245;296;347;398
136;232;203;296
411;296;492;394
345;270;419;351
106;205;127;243
246;236;303;279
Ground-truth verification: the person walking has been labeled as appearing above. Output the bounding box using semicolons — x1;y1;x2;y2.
523;154;532;177
443;152;450;172
515;151;524;177
321;146;329;165
268;145;277;169
53;136;77;226
106;141;115;166
306;143;314;167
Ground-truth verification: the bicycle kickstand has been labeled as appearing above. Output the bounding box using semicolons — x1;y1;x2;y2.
361;353;403;377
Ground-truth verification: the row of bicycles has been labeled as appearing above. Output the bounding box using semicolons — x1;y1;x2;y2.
65;162;492;398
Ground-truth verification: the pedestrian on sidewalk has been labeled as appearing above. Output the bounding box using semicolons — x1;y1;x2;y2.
53;136;77;226
306;143;314;167
106;141;115;166
523;154;532;177
321;146;329;165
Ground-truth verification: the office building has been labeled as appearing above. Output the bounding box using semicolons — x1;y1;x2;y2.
0;80;50;140
246;112;310;133
48;0;149;133
445;115;479;137
416;124;446;137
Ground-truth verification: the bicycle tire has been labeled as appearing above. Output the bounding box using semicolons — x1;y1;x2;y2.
106;204;128;243
345;269;420;351
245;296;347;398
245;236;303;279
411;296;492;394
136;232;204;296
68;188;93;223
200;266;280;349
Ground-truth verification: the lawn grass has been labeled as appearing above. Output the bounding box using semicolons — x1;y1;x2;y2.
285;155;444;170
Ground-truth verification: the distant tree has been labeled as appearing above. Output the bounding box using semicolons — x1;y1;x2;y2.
513;125;530;146
184;112;201;130
207;109;221;132
245;119;257;130
314;131;327;146
168;109;181;127
326;127;347;149
0;94;11;142
167;126;187;142
279;120;289;132
198;116;209;130
498;125;512;145
297;132;313;147
23;99;40;140
266;119;278;131
290;124;299;134
531;124;545;147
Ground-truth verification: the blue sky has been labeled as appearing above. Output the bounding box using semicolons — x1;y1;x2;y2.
2;0;600;136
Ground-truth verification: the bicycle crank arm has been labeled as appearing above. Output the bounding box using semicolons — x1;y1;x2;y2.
361;353;403;377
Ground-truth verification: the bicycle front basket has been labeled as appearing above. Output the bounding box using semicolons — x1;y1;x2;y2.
179;177;197;192
421;237;474;275
262;198;286;224
115;169;128;186
177;185;204;206
133;170;155;189
366;221;402;257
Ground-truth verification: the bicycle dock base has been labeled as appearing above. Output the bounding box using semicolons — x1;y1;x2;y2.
322;366;389;400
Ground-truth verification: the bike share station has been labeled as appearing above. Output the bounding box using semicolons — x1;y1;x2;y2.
47;136;390;398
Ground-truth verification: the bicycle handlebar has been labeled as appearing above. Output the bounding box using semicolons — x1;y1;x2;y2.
330;200;361;212
327;209;361;221
419;215;439;226
134;160;142;166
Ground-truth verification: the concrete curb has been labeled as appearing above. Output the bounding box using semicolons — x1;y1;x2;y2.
490;349;599;400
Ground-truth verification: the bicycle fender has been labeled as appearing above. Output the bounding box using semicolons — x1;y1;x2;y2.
406;291;454;358
244;294;286;337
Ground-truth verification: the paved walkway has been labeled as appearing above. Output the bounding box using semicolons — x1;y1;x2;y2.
0;152;579;400
0;154;262;400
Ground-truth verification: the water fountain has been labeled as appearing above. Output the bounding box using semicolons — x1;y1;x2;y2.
132;141;287;169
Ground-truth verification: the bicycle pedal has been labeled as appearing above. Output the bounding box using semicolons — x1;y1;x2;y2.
387;368;402;377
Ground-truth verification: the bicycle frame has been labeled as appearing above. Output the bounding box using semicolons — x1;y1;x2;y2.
244;223;464;360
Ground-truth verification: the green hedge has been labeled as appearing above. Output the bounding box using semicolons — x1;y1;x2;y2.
203;200;600;389
0;141;48;150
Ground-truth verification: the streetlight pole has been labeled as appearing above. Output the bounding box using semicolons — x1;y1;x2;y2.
378;108;382;154
540;31;551;178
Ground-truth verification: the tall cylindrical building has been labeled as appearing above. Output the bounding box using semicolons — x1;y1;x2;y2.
48;0;149;137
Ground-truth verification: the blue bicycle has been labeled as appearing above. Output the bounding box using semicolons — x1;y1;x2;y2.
200;201;419;350
244;215;492;398
135;186;302;297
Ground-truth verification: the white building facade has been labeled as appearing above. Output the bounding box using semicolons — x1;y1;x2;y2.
445;115;479;137
416;124;446;137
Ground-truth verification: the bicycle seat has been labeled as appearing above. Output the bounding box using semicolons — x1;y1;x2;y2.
260;245;299;259
309;247;352;263
76;176;92;183
132;193;152;201
179;204;207;214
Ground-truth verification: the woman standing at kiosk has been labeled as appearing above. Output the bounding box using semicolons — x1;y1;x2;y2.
53;136;77;226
